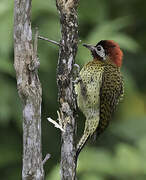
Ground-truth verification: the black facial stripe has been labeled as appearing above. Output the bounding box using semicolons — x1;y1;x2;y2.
96;40;116;48
96;40;105;47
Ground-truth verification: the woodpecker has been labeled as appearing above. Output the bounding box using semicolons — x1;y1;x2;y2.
75;40;124;158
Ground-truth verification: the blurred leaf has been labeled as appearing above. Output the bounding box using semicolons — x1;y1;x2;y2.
46;165;60;180
114;143;143;174
0;0;13;56
80;173;104;180
111;33;140;52
78;145;146;179
79;0;109;24
32;0;57;16
112;117;146;142
78;148;113;174
0;59;14;76
87;17;140;52
0;78;21;126
0;146;20;168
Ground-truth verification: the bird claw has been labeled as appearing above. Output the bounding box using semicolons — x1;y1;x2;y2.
73;63;80;80
73;76;82;84
74;63;80;73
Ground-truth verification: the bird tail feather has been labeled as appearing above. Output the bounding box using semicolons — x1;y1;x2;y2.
76;115;99;159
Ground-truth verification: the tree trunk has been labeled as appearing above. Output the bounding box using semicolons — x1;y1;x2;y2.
14;0;44;179
56;0;79;180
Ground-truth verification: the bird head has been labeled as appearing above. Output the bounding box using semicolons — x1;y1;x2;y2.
83;40;123;67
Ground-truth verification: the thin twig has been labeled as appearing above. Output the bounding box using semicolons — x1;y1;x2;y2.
28;28;40;71
38;35;60;46
34;27;39;56
42;154;51;165
47;117;65;132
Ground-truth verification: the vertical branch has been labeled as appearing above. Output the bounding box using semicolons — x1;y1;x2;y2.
56;0;79;179
14;0;44;180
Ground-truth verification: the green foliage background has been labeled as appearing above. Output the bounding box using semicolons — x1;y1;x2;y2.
0;0;146;179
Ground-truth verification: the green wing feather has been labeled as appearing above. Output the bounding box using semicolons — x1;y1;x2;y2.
96;64;124;136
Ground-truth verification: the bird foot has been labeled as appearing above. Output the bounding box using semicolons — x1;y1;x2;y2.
74;63;80;73
73;63;80;80
73;76;82;84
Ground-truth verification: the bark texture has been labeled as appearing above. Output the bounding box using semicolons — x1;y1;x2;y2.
56;0;79;179
14;0;44;179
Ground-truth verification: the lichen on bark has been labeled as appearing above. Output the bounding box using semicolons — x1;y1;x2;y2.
56;0;79;179
14;0;44;179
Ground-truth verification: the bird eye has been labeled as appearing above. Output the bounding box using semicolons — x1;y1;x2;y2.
97;45;102;51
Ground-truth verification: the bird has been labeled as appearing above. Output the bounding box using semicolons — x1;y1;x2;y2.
74;40;124;158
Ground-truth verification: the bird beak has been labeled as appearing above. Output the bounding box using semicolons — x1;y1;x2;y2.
83;43;95;51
